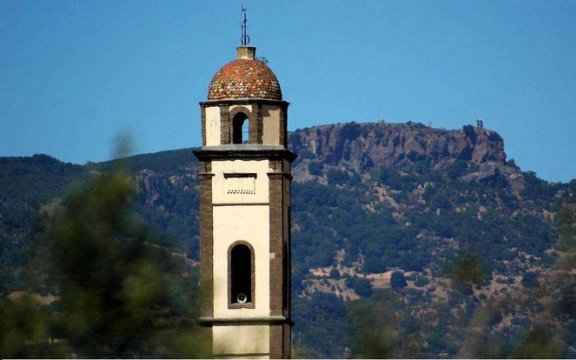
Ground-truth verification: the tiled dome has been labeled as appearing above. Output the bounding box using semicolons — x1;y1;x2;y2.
208;57;282;101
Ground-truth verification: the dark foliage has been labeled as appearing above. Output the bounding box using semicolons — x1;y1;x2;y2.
292;293;349;357
0;169;208;358
390;271;408;290
346;276;373;298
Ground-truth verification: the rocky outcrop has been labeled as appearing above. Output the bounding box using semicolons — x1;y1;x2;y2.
138;169;161;206
290;121;506;169
289;121;519;186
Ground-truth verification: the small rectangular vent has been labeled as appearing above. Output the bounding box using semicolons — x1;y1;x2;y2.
224;173;257;195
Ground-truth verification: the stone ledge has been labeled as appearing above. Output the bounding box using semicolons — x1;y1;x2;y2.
194;147;297;162
198;316;293;327
200;99;289;107
267;172;293;180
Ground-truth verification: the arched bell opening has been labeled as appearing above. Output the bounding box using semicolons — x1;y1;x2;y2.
232;112;250;144
229;242;255;308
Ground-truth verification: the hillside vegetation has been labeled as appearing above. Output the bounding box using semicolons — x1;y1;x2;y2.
1;121;575;358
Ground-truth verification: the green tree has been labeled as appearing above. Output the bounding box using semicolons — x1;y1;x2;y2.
2;168;208;358
521;272;539;288
443;251;488;297
512;324;564;359
308;161;323;176
390;271;408;290
347;290;402;358
346;276;373;298
0;294;67;358
558;205;575;250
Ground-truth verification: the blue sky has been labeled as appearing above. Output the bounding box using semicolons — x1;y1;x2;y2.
1;1;575;182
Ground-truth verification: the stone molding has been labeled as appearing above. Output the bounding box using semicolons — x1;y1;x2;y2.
200;99;289;108
198;316;293;326
193;147;297;163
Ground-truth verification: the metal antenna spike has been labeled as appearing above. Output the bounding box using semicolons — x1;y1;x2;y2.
240;6;250;46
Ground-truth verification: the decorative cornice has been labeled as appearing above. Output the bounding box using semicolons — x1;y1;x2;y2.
193;146;297;162
200;98;289;107
198;315;293;327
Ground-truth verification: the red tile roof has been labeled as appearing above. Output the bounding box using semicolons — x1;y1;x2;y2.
208;59;282;100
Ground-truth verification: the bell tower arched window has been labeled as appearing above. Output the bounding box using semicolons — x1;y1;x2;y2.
232;112;249;144
229;243;254;307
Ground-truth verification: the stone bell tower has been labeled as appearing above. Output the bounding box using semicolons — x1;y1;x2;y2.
193;17;295;358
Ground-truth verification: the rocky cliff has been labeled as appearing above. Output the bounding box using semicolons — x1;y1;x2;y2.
291;121;506;168
289;121;524;191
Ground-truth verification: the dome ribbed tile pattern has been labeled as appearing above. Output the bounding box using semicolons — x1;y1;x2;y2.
208;59;282;100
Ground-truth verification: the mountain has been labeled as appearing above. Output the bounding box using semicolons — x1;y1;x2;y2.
1;121;575;358
288;122;576;357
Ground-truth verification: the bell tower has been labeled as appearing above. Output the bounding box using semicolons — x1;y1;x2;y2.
194;14;295;358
